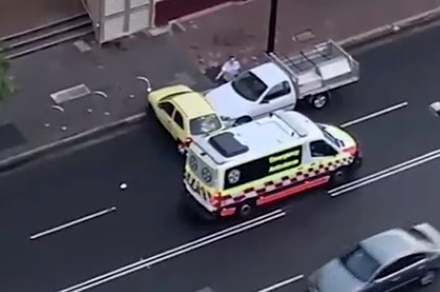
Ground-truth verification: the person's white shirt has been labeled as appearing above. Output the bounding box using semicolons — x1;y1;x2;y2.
216;57;241;81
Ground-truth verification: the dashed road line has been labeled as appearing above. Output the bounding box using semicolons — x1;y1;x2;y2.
30;206;117;240
340;101;408;128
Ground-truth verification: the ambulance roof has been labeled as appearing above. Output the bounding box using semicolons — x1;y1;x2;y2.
191;110;323;165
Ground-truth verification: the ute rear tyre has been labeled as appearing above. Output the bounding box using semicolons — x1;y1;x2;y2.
329;167;348;187
419;270;436;286
309;93;329;109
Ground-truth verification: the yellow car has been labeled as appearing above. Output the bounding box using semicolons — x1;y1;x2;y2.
147;85;225;153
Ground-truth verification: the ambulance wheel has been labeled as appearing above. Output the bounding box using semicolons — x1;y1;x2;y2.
309;93;329;109
329;167;349;187
237;201;254;218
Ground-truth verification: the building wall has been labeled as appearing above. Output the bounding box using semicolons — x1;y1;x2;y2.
154;0;230;27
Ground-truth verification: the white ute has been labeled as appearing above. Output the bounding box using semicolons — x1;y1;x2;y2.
205;40;360;125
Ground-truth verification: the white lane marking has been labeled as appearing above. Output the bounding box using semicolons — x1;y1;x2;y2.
57;210;286;292
255;274;304;292
340;101;408;128
330;148;440;193
329;148;440;197
30;207;117;240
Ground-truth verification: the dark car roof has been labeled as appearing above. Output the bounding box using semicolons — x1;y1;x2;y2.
361;228;426;265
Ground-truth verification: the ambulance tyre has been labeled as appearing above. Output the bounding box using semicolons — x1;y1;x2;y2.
237;200;254;218
329;167;349;187
309;93;329;109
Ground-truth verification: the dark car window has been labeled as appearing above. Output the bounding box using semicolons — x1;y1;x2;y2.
231;72;268;102
173;110;184;129
402;254;427;266
340;244;381;282
376;261;406;279
310;140;338;157
263;81;291;101
159;101;175;116
376;254;426;279
406;227;434;243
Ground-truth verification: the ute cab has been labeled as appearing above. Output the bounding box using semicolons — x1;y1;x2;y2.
182;110;361;220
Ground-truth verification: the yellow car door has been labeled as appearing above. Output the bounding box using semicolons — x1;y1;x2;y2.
170;109;188;142
156;101;176;136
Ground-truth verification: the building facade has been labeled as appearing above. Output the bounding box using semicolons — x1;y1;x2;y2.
83;0;231;43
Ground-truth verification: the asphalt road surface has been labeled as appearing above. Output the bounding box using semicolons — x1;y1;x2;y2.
3;23;440;292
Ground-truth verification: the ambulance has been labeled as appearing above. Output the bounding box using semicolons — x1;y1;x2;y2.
182;110;362;220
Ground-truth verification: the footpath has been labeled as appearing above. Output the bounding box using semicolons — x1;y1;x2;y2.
172;0;440;79
1;0;440;171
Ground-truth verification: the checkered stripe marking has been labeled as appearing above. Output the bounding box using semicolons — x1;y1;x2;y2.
184;172;211;201
229;157;353;201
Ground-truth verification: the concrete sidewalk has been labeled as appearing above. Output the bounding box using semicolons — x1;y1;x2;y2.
172;0;440;79
0;34;212;170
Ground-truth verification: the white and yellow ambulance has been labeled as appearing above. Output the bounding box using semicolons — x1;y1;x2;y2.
182;110;362;220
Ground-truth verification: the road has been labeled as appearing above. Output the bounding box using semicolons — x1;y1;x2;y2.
2;23;440;292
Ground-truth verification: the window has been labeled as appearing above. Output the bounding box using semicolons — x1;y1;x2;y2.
340;244;380;282
190;114;222;135
317;124;342;148
406;227;434;243
159;102;175;116
173;110;184;129
231;72;268;102
262;81;291;102
310;140;338;157
375;254;425;279
376;262;405;279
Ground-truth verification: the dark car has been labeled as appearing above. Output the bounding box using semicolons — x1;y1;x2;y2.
308;223;440;292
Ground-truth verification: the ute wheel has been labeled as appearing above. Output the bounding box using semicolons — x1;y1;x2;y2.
419;270;437;286
235;116;252;126
237;201;254;218
309;93;329;109
329;167;349;187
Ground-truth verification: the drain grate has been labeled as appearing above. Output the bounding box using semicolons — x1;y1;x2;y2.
50;84;91;104
0;123;26;152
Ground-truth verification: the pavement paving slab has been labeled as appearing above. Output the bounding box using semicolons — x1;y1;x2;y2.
172;0;440;76
0;33;213;162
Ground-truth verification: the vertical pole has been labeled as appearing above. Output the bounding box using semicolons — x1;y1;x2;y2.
266;0;278;53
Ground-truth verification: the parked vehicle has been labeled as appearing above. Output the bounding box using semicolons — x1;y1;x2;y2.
204;40;359;125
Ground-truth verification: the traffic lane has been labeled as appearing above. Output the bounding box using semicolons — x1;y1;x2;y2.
93;157;440;292
338;100;440;176
305;22;440;125
79;213;298;292
0;122;244;292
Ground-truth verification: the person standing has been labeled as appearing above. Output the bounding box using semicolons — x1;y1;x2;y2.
215;56;241;83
